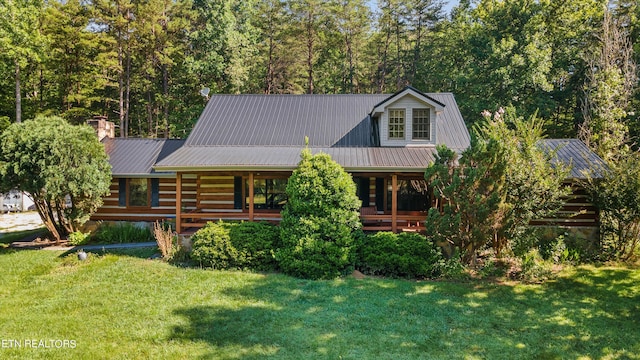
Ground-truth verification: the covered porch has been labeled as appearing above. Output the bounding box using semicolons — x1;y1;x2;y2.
174;171;433;234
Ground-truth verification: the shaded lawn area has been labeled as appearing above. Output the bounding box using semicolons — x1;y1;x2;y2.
0;249;639;359
0;228;46;245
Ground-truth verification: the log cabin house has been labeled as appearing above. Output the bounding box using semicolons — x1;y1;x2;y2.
91;87;604;237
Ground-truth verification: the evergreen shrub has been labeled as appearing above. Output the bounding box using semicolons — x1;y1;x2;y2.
277;149;361;279
190;221;280;270
357;232;443;278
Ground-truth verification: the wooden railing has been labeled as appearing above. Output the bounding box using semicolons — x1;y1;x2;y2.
178;211;426;234
360;214;425;232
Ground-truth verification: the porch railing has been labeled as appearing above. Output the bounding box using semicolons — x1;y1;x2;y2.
177;211;425;234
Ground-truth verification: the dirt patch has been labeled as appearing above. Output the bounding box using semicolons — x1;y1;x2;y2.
0;211;44;233
10;237;69;249
351;270;366;280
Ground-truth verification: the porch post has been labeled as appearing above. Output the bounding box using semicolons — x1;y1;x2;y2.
248;172;254;222
391;174;398;232
176;172;182;233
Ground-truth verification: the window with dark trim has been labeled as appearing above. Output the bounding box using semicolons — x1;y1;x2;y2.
118;178;160;208
388;109;405;139
246;178;288;210
412;109;430;140
387;179;430;211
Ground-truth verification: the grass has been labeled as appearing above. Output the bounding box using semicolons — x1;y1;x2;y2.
0;249;639;359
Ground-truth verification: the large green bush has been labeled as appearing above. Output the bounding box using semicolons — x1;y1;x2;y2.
0;116;111;241
191;221;280;270
357;232;443;278
277;149;361;279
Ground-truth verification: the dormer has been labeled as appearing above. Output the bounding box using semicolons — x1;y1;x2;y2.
370;87;445;147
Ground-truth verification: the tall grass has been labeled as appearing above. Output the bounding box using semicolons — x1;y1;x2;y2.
91;222;153;244
154;221;177;259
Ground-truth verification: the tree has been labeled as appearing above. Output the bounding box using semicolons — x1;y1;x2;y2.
424;140;506;264
0;0;46;123
0;116;111;241
187;0;257;94
277;148;361;279
580;8;636;163
477;107;571;256
41;0;112;123
584;153;640;261
93;0;135;137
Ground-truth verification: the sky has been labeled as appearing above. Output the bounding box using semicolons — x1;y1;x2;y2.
442;0;461;15
367;1;462;17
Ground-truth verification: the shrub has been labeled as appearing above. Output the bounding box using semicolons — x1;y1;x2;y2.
584;153;640;261
357;232;443;279
190;221;280;270
277;149;361;279
91;222;153;244
228;221;281;271
68;231;91;246
518;249;554;282
190;222;236;269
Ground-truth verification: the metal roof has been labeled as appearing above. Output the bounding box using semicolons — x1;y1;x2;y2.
103;138;185;176
539;139;607;179
183;92;469;150
153;146;437;172
155;91;469;171
371;86;446;113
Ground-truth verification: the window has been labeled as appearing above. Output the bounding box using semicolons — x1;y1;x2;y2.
387;179;431;211
354;177;371;206
388;109;405;139
119;178;159;208
128;178;149;207
246;178;288;210
412;109;430;140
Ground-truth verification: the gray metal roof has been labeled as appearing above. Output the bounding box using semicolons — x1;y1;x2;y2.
184;92;469;150
154;146;437;172
371;86;446;112
103;138;185;176
539;139;607;179
155;91;469;171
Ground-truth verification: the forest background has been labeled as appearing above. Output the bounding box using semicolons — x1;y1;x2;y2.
0;0;638;141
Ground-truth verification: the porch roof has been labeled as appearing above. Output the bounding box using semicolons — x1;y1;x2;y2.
154;146;439;172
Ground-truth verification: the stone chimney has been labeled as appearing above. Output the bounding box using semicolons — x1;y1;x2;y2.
87;116;115;141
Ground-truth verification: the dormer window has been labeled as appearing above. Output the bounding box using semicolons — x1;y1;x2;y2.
388;109;405;140
371;87;445;147
412;108;430;140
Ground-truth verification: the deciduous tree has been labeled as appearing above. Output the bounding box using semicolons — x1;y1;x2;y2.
0;116;111;241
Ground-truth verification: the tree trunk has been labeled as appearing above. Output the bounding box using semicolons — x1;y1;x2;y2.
118;33;125;137
306;10;314;94
163;64;169;138
124;37;131;138
34;198;61;242
345;32;355;93
15;61;21;123
147;88;153;136
265;29;275;94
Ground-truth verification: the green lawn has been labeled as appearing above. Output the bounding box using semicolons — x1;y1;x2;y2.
0;248;639;359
